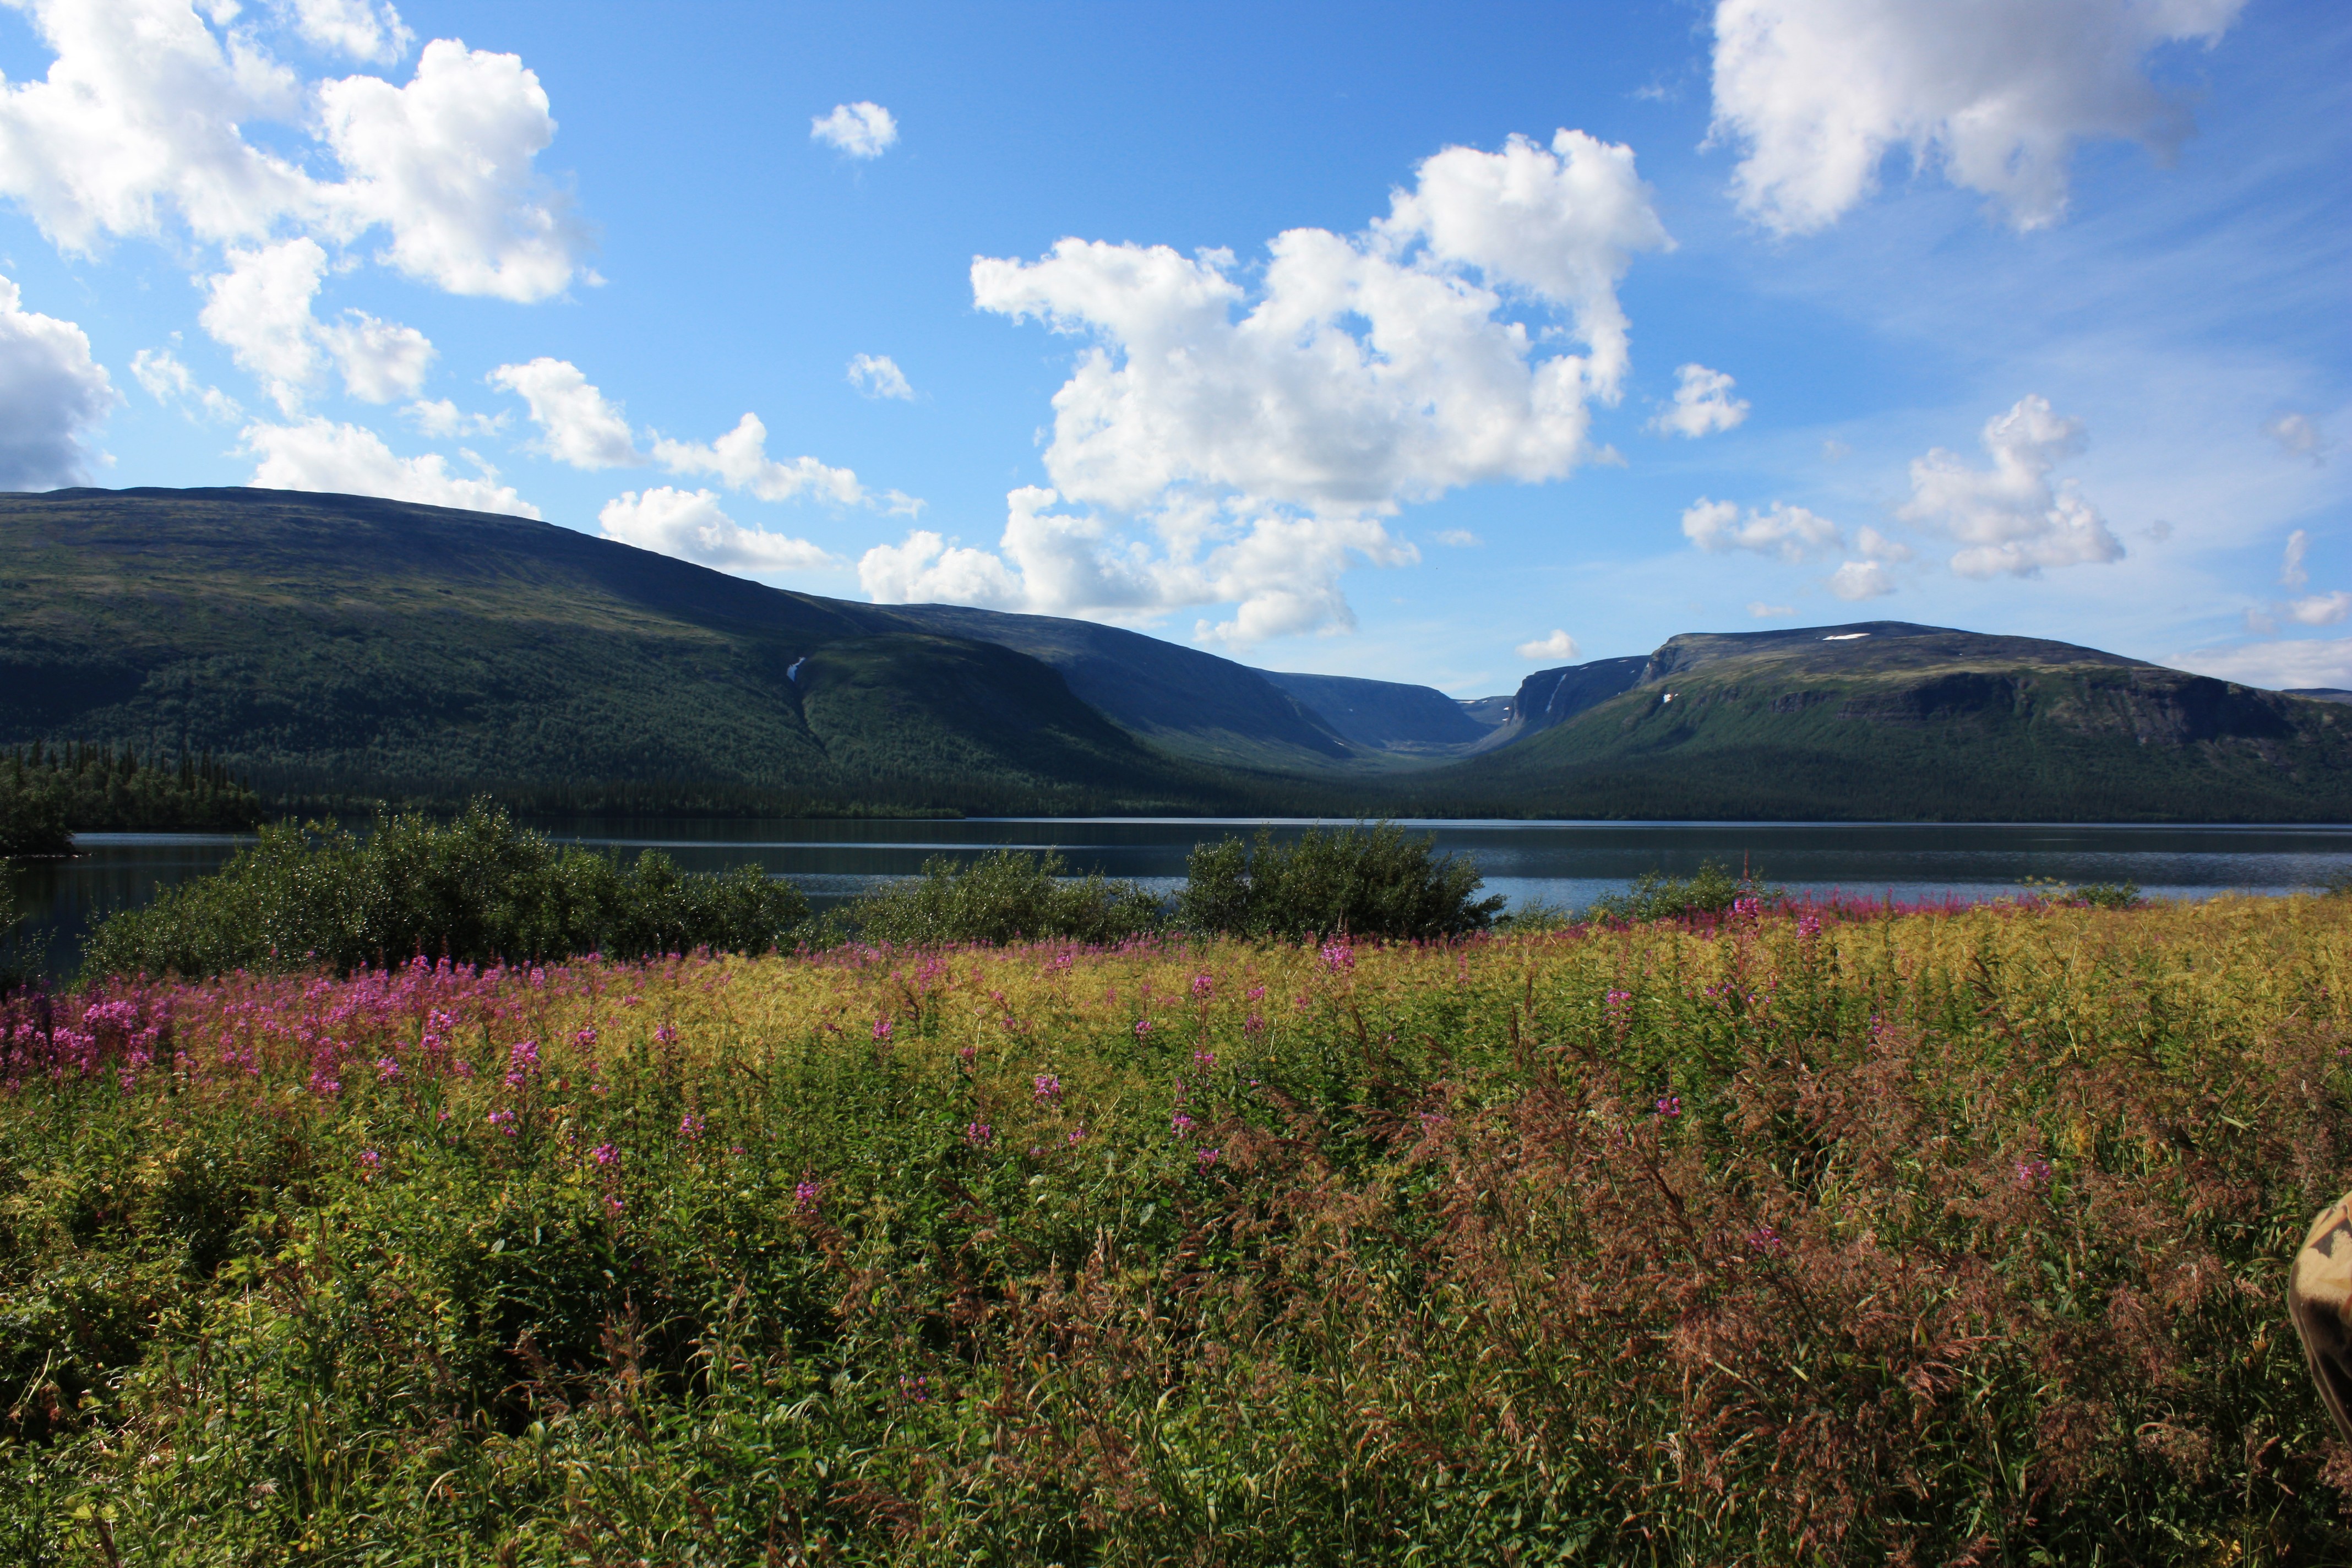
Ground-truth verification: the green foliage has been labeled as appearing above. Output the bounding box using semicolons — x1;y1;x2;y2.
79;801;809;978
2071;880;2144;909
2;741;262;842
1176;821;1504;940
838;847;1163;947
8;901;2352;1561
0;771;69;857
1586;858;1775;922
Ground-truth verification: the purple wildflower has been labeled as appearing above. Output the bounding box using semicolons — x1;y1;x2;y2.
1033;1072;1063;1102
1656;1093;1682;1119
872;1018;894;1042
591;1142;618;1166
965;1120;993;1148
678;1112;705;1141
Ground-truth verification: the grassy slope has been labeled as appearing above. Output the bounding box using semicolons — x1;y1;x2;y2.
1418;627;2352;820
0;488;1270;814
8;900;2351;1561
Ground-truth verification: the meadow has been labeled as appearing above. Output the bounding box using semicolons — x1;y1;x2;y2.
6;894;2352;1563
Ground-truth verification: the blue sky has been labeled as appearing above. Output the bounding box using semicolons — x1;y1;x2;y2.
0;0;2345;696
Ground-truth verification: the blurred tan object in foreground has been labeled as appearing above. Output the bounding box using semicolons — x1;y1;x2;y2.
2291;1190;2352;1443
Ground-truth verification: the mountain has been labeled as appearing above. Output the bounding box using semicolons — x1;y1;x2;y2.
1418;621;2352;821
0;487;1331;815
1255;671;1490;754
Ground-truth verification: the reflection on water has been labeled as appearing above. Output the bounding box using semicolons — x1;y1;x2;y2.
12;816;2352;979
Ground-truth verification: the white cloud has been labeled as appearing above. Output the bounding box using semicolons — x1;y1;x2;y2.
810;101;897;159
317;39;587;301
1821;437;1850;461
968;129;1667;640
597;487;840;575
2282;529;2311;589
1434;527;1480;547
1898;395;2124;579
0;274;116;488
401;397;503;437
130;346;241;423
1828;559;1897;600
0;8;584;306
1649;363;1749;438
489;357;641;469
858;487;1417;647
1747;601;1794;617
1682;496;1841;562
2283;592;2352;628
242;415;538;515
198;238;330;412
2266;412;2327;464
651;412;864;504
2176;639;2352;693
319;311;433;401
1515;629;1581;661
847;352;913;400
1708;0;2245;233
282;0;413;63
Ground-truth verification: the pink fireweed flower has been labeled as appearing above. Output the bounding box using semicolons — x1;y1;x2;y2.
1320;942;1353;973
377;1056;401;1083
308;1067;341;1098
1655;1093;1682;1119
964;1120;993;1148
1134;1019;1152;1037
605;1195;625;1217
1747;1224;1784;1255
2015;1157;2055;1190
1798;911;1823;941
450;1059;475;1079
1033;1072;1062;1102
678;1113;705;1141
794;1178;821;1216
654;1023;678;1046
573;1026;597;1049
591;1142;618;1167
1193;1049;1215;1072
487;1108;518;1136
1244;1014;1265;1035
1196;1146;1219;1168
357;1148;382;1173
1191;972;1213;1000
871;1018;893;1042
1067;1124;1088;1146
1171;1112;1195;1139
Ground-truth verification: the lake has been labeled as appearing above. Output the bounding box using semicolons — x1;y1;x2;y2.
11;816;2352;978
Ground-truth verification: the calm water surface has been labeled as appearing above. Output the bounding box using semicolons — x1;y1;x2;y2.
12;817;2352;977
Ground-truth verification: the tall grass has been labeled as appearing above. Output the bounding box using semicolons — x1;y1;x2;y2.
6;896;2351;1562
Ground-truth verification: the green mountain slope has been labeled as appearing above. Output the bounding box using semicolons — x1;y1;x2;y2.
1422;622;2352;821
0;487;1260;814
1255;670;1488;753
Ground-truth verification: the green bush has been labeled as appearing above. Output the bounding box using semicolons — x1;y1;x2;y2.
2072;880;2143;909
839;847;1163;947
1585;859;1772;923
80;801;809;978
1176;821;1504;941
0;770;71;857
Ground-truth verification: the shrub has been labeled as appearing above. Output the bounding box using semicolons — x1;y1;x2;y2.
2072;880;2143;909
1176;821;1504;940
839;847;1163;947
0;770;71;857
1586;858;1772;923
79;801;808;978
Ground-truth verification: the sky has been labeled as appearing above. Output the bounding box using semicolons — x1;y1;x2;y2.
0;0;2345;699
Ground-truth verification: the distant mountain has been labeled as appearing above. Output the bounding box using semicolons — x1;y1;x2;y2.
1419;622;2352;821
6;491;2345;823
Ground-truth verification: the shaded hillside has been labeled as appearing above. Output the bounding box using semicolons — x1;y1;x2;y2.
0;488;1272;815
1420;622;2352;821
1256;670;1488;753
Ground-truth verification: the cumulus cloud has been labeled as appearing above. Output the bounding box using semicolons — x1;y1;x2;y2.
651;413;865;505
1649;363;1749;438
1898;395;2123;579
1682;497;1841;562
241;416;537;515
1747;601;1794;617
0;6;587;303
1515;629;1581;661
858;488;1417;646
317;39;586;301
597;487;840;575
319;312;433;401
2266;412;2328;464
199;238;331;412
489;357;641;469
1708;0;2245;233
130;346;241;422
282;0;413;63
847;352;913;400
811;101;897;159
0;275;116;488
2176;639;2352;693
1828;559;1897;600
961;129;1668;642
1435;528;1480;547
401;397;503;437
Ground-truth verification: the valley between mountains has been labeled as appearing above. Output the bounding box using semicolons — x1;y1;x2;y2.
4;486;2349;822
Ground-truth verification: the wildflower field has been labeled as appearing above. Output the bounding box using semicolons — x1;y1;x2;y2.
7;896;2352;1564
